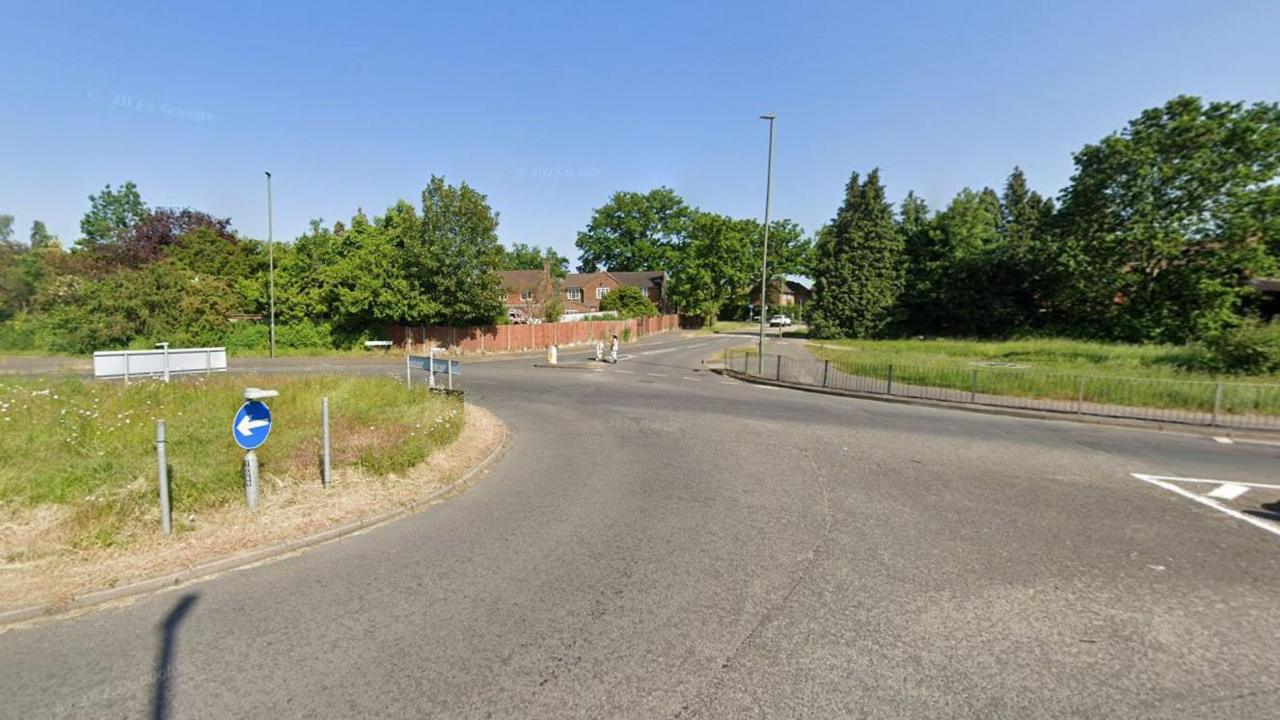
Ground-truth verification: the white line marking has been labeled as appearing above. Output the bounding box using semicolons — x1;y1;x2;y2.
1130;473;1280;541
647;373;667;378
1131;474;1280;491
1208;483;1250;501
681;376;700;381
613;370;635;374
641;348;679;356
1213;436;1234;444
719;381;737;385
685;343;708;349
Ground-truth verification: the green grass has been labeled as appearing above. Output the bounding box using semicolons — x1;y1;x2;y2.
0;374;463;548
762;337;1280;418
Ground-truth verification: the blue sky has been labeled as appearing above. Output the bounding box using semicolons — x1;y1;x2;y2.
4;1;1278;266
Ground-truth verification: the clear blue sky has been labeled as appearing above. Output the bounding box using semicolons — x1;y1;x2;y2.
4;1;1278;266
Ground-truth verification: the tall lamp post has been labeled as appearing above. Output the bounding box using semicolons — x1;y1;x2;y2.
265;171;276;359
757;114;775;374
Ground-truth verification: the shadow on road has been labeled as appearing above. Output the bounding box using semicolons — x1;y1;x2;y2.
150;593;199;720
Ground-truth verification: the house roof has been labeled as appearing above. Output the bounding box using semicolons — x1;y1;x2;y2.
784;280;811;294
609;271;665;289
497;269;547;293
563;271;618;286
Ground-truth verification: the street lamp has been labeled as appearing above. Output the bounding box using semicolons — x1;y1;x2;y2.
757;114;775;374
265;171;276;359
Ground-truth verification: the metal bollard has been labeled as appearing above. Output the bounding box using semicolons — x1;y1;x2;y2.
157;420;171;535
244;451;260;510
321;397;331;488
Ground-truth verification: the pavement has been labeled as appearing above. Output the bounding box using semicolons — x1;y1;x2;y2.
2;333;1280;718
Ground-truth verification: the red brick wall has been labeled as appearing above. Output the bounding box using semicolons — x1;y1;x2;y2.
388;314;682;354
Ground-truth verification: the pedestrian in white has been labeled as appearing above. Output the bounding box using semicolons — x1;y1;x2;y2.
609;334;620;364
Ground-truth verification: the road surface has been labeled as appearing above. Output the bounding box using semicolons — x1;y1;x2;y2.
2;334;1278;718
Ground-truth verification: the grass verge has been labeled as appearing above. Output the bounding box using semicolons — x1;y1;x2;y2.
0;374;462;553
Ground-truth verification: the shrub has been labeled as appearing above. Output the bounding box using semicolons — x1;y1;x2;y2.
1193;318;1280;375
599;286;657;319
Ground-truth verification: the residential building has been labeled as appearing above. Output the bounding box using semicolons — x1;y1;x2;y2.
497;266;555;320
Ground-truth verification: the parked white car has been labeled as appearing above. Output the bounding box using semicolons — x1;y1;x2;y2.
769;314;792;327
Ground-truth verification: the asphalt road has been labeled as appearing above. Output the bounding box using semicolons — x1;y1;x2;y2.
3;334;1279;718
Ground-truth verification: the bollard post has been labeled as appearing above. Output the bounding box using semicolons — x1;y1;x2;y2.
157;420;171;536
243;451;260;510
887;364;895;395
428;347;437;388
321;397;331;488
448;361;453;390
1211;383;1224;426
970;370;978;403
822;359;830;388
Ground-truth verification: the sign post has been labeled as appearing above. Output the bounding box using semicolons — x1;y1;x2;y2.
233;388;277;510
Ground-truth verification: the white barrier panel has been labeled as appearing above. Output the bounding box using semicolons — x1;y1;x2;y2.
93;347;228;380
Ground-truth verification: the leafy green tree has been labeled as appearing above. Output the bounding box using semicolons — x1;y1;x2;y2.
407;176;505;326
666;211;758;324
0;215;13;243
29;221;57;250
501;242;569;278
1051;96;1280;342
543;294;565;322
810;169;904;338
78;182;148;250
599;284;658;318
576;187;691;272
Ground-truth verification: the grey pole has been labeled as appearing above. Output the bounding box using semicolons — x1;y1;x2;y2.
757;113;775;375
265;171;276;360
244;451;260;510
156;420;171;536
321;397;331;488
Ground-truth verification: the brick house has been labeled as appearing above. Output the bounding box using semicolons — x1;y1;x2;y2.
497;266;555;320
561;271;621;313
609;271;670;313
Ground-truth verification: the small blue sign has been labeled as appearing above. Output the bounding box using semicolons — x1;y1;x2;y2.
232;400;273;450
409;355;460;375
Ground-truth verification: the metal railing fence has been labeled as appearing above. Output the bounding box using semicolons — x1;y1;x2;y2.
724;350;1280;431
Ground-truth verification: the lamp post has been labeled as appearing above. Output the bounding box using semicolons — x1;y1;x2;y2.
265;171;276;359
757;114;775;374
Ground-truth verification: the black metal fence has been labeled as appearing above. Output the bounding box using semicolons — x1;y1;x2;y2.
724;350;1280;431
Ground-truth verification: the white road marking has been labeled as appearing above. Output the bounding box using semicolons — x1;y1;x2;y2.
613;370;635;374
1207;483;1250;501
1131;474;1280;491
647;373;667;378
1213;436;1234;444
641;348;679;356
1130;473;1280;541
719;381;737;385
681;376;700;381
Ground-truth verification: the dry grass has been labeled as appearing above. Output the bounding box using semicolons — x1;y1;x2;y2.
0;404;504;613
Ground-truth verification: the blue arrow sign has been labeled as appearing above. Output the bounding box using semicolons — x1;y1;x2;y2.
232;400;273;451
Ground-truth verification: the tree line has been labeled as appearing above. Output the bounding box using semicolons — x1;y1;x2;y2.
810;96;1280;348
2;94;1276;359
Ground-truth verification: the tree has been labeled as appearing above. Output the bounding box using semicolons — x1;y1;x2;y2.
1051;96;1280;342
599;285;658;318
407;176;505;326
809;169;904;338
575;188;691;272
78;182;148;250
29;221;57;250
0;215;13;243
501;242;569;278
113;208;235;266
666;211;758;324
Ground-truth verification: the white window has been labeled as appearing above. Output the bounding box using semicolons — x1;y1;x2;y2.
520;290;534;302
596;287;610;300
566;287;583;301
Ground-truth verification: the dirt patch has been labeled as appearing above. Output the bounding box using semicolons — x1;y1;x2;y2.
0;404;505;614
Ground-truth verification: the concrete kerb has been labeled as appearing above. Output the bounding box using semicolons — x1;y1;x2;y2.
0;416;513;628
716;368;1280;443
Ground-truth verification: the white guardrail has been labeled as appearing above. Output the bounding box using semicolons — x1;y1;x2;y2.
93;347;228;381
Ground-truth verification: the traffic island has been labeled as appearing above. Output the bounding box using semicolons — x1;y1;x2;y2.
0;374;507;623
